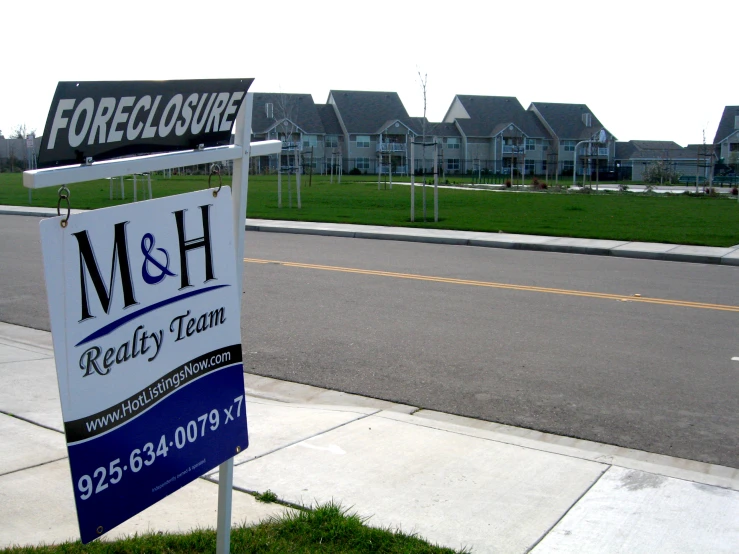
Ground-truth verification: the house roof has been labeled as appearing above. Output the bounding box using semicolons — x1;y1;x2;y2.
316;104;343;135
426;121;461;138
616;140;701;161
450;95;548;138
530;102;611;141
251;93;325;135
328;90;409;134
713;106;739;144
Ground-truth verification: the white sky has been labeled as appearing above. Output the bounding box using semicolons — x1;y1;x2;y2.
2;0;735;147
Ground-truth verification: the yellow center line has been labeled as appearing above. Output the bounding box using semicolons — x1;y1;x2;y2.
244;258;739;313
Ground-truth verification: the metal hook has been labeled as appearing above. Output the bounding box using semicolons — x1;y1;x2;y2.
57;186;71;228
209;165;222;197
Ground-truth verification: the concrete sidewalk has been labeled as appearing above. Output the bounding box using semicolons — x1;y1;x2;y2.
1;322;737;552
2;204;739;266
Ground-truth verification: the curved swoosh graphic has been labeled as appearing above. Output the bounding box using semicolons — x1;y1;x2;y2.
75;284;230;347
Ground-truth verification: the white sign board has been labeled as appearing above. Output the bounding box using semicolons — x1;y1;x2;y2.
40;188;248;543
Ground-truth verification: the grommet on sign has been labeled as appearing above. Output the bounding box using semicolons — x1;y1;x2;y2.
209;165;222;197
57;185;71;228
96;526;104;535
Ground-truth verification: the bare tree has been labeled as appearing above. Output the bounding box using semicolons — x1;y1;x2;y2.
10;124;34;139
417;70;429;176
274;94;302;208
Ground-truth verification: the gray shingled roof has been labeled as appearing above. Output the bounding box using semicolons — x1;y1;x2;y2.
251;93;325;135
616;140;700;160
713;106;739;144
426;121;461;138
530;102;610;141
451;96;549;138
316;104;343;135
328;90;410;134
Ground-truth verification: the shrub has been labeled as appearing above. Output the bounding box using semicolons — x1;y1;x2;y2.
504;179;512;188
348;167;362;175
643;160;680;184
732;187;738;196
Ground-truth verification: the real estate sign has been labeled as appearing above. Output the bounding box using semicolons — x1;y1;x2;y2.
40;188;248;543
38;78;253;168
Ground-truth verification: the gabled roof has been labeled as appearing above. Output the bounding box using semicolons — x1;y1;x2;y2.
251;93;325;135
713;106;739;144
616;140;701;161
316;104;343;135
425;121;461;138
446;95;549;138
530;102;612;141
377;119;416;135
328;90;410;134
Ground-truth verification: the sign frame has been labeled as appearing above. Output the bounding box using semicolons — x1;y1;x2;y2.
24;91;281;553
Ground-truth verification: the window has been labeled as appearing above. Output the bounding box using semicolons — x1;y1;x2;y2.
356;135;370;148
563;140;576;152
525;138;536;151
356;157;370;170
541;160;548;172
542;140;550;151
447;137;460;149
730;143;739;152
325;135;339;148
525;160;535;174
562;160;574;171
302;135;317;148
447;159;460;171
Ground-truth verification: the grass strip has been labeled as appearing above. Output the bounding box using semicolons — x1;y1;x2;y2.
1;501;465;553
2;173;737;246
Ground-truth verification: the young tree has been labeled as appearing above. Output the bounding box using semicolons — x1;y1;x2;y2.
417;70;430;175
10;124;34;139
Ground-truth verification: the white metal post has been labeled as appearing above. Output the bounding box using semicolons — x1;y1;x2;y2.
434;142;439;223
215;92;253;554
295;148;301;209
410;141;415;222
277;165;282;208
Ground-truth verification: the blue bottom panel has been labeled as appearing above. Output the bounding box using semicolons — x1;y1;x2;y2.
67;365;248;543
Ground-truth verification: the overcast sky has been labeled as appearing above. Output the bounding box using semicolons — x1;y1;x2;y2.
2;0;735;146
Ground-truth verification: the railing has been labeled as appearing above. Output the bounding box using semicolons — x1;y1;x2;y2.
502;145;524;154
582;146;609;157
377;143;406;152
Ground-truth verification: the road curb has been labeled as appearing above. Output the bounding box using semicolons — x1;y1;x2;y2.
243;222;739;266
5;207;739;266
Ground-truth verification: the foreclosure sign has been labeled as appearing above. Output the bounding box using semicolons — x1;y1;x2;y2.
40;189;248;542
38;78;253;167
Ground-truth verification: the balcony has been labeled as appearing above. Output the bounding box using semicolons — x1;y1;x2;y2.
582;147;609;157
502;145;525;154
377;143;406;152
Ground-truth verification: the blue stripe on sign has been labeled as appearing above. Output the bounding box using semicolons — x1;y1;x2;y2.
75;284;230;347
67;364;248;543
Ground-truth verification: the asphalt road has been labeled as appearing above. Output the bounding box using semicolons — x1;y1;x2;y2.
1;214;738;468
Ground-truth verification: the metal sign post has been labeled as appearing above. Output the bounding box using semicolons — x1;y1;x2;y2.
24;85;281;552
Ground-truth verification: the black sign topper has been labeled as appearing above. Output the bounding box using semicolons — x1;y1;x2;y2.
38;78;254;168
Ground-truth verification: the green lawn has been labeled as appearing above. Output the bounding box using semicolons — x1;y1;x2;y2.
1;502;464;553
2;173;737;247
